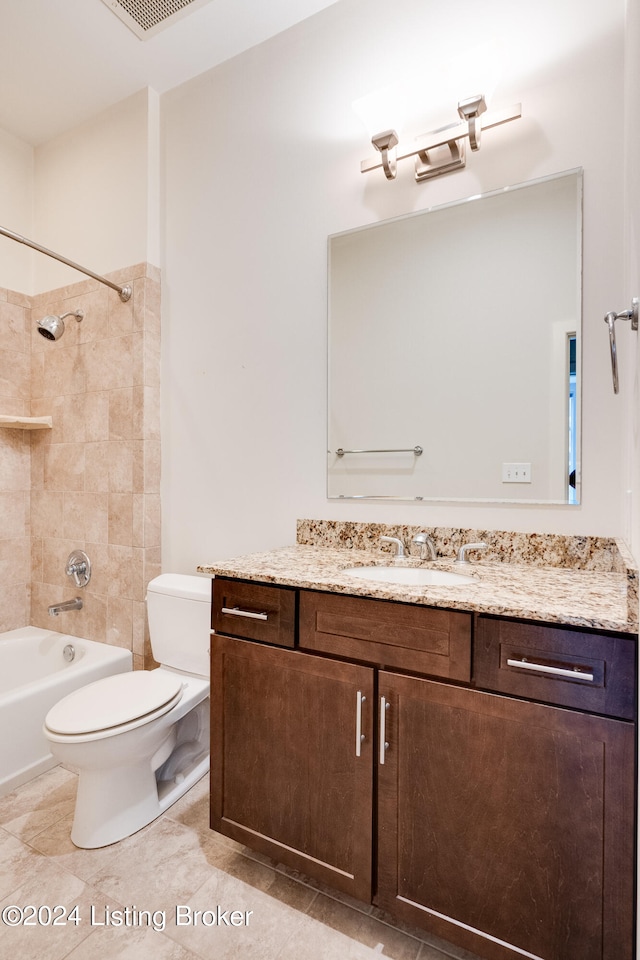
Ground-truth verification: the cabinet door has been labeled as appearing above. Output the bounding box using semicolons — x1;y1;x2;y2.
211;635;375;901
376;672;634;960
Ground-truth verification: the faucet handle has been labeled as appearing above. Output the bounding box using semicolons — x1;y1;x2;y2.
380;535;405;558
66;550;91;588
454;542;488;565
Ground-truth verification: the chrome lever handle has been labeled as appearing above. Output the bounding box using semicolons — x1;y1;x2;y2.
379;697;390;765
355;691;366;757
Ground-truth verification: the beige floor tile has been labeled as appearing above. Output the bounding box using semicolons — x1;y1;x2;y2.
0;828;53;901
86;817;237;909
275;909;419;960
0;857;100;960
0;766;76;841
162;862;310;960
298;894;423;960
64;925;201;960
27;813;141;885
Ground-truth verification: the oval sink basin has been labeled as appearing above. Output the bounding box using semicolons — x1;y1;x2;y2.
342;566;475;586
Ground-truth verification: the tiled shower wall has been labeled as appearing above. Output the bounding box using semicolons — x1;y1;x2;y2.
0;264;161;669
0;287;32;629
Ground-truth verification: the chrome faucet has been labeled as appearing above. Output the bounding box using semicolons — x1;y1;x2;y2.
48;597;83;617
380;535;405;558
412;532;437;561
454;542;488;565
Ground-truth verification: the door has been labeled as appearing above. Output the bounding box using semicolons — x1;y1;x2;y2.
210;634;375;901
376;672;634;960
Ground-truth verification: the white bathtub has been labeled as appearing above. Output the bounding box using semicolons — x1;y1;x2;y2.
0;626;132;796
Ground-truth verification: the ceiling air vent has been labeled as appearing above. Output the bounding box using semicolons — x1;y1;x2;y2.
100;0;214;40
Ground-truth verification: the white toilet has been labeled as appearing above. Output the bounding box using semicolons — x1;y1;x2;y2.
44;574;211;849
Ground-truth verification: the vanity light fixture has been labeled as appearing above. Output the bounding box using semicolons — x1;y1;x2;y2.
363;95;521;183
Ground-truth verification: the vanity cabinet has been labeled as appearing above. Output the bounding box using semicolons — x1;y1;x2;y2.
210;632;375;901
210;577;636;960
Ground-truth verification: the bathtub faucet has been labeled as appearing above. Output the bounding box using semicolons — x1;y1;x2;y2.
48;597;83;617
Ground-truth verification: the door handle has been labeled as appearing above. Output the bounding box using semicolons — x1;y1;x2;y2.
221;606;269;621
506;657;594;682
379;697;390;765
355;691;366;757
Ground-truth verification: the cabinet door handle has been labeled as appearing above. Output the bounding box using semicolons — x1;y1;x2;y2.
355;691;366;757
506;658;594;682
379;697;390;765
221;606;269;621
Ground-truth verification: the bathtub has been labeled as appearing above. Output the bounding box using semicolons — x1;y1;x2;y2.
0;626;132;796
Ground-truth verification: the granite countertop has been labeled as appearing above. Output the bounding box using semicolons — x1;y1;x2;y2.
198;542;637;634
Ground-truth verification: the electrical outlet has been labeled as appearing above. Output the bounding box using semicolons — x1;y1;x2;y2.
502;462;532;483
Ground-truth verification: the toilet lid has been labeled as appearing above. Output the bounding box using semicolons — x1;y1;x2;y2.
45;671;184;735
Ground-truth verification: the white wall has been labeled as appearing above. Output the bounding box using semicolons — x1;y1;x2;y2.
161;0;628;572
624;0;640;558
0;128;34;292
32;87;159;293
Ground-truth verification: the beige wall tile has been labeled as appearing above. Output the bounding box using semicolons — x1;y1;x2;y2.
31;490;65;538
109;387;135;440
107;596;134;649
43;442;85;492
84;390;110;442
0;300;28;354
0;492;29;537
0;582;29;632
109;492;134;546
0;265;161;651
84;492;109;544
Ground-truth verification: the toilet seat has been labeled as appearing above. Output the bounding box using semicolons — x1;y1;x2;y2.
45;671;184;737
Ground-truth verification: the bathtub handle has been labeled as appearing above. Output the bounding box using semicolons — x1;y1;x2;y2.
66;550;91;589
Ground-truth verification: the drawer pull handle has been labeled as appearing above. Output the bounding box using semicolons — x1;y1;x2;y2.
221;606;269;621
355;691;366;757
379;697;390;765
506;658;594;682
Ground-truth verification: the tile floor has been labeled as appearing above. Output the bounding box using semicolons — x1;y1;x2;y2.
0;766;485;960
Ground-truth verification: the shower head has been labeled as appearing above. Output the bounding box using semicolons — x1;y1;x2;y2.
36;310;84;341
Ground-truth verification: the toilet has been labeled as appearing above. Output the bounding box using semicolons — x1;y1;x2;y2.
43;574;211;849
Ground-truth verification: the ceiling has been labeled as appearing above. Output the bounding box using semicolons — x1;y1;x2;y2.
0;0;340;146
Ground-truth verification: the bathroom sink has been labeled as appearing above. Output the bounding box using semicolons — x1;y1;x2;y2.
342;566;475;586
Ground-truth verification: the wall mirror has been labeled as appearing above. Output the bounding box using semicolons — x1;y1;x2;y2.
328;169;582;503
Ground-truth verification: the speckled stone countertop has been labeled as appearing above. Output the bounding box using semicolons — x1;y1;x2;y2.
198;522;638;634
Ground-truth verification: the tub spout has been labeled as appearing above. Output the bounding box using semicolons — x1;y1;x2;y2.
48;597;83;616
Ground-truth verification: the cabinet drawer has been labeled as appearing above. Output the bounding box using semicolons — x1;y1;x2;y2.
475;615;636;719
299;590;471;681
212;577;296;647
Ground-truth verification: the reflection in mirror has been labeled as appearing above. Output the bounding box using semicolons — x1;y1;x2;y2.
328;170;582;504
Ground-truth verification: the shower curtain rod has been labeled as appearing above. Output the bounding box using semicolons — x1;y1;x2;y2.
0;225;131;301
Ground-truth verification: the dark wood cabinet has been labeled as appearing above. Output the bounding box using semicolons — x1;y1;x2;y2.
210;579;636;960
376;671;635;960
210;632;375;901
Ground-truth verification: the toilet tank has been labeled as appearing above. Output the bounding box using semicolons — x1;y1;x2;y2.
146;574;211;677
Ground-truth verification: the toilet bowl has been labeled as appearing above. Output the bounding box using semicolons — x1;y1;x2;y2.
44;574;211;848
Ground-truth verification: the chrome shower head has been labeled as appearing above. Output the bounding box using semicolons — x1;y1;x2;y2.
36;310;84;341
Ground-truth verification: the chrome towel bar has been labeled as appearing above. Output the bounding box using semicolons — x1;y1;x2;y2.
335;446;423;457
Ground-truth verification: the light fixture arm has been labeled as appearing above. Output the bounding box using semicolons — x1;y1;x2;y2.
371;130;399;180
361;101;522;182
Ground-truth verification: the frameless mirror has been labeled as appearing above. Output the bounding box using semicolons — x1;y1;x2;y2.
328;170;582;503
